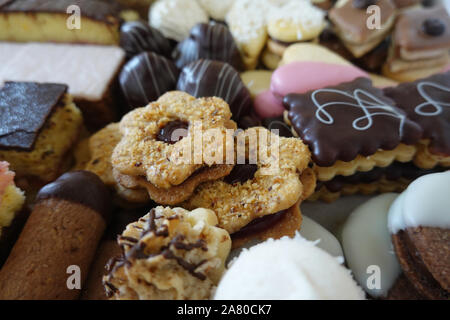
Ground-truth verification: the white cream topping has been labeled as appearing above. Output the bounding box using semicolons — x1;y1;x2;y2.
0;42;125;101
300;216;344;258
388;171;450;234
342;193;402;298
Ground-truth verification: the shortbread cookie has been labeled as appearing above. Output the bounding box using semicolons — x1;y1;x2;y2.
177;60;252;128
240;70;273;98
284;77;423;182
112;91;236;205
103;206;231;300
384;72;450;168
280;42;352;66
261;47;282;70
173;23;243;70
329;0;396;58
149;0;208;42
182;127;312;234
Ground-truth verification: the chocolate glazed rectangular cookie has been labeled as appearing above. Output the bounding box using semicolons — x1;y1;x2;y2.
284;77;423;182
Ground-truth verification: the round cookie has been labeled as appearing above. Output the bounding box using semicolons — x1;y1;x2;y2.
240;70;273;98
279;43;352;67
149;0;209;42
104;206;231;300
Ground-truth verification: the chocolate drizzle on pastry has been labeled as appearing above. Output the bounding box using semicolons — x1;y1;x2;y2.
36;171;112;221
173;23;243;70
119;52;180;110
0;82;67;151
120;21;172;59
284;78;423;167
0;0;121;24
224;164;258;185
157;120;189;144
384;72;450;156
177;59;252;128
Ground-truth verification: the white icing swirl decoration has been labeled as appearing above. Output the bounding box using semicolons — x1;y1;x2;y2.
415;81;450;117
311;88;406;137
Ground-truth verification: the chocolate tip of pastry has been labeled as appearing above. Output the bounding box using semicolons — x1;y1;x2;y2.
352;0;378;9
36;171;112;222
422;18;446;37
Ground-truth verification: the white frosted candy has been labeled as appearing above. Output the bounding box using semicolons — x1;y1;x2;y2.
0;42;125;101
214;235;365;300
388;171;450;234
149;0;209;42
196;0;235;21
342;193;402;298
299;216;344;258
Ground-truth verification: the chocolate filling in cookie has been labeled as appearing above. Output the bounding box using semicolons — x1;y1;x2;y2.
156;120;189;145
224;164;258;185
231;210;286;240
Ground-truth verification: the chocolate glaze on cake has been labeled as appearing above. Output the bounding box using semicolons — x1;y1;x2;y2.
36;171;112;221
173;23;243;70
0;82;67;151
177;59;252;128
120;21;172;59
284;78;423;167
262;116;294;138
119;52;180;110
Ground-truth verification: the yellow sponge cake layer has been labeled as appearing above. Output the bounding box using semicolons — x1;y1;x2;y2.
0;12;119;45
0;184;25;238
0;94;83;182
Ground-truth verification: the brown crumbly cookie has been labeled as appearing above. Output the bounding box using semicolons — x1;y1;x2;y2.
103;207;231;300
384;273;424;300
83;123;149;205
182;127;312;234
112;91;237;189
392;227;450;300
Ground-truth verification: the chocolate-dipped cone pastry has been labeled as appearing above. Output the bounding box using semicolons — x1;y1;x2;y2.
0;0;121;45
120;21;172;59
384;72;450;169
283;77;423;183
0;171;111;300
0;162;26;267
0;82;83;186
111;91;236;206
329;0;396;58
119;52;180;111
103;206;231;300
383;5;450;82
182;127;314;248
177;59;252;128
391;0;421;8
173;23;244;70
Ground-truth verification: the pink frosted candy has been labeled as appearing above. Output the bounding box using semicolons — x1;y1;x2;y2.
253;90;286;118
271;61;369;100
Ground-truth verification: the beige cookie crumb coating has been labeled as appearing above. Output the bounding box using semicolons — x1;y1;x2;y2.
103;207;231;300
183;127;311;234
0;184;25;238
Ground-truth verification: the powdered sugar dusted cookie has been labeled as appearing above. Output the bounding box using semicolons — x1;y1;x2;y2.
149;0;209;42
103;206;231;300
182;127;312;236
384;72;450;168
111;91;236;205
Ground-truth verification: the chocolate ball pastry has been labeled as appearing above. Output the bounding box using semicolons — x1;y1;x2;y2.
120;21;172;59
177;59;252;128
173;23;244;70
0;171;111;300
119;52;180;110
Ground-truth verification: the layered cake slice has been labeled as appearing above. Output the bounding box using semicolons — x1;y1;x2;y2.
0;81;83;185
0;0;121;45
0;42;125;129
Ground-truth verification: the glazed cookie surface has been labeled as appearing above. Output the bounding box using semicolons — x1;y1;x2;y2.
112;91;236;189
182;127;311;234
103;206;231;300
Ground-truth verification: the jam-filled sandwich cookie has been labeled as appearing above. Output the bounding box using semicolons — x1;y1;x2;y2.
82;123;150;206
283;77;423;183
0;82;83;186
103;206;231;300
383;5;450;82
182;127;314;248
0;162;26;267
111;91;236;206
329;0;396;58
384;72;450;169
0;171;111;300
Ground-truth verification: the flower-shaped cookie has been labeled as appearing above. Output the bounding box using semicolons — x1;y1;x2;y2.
182;127;312;234
111;91;236;205
103;206;231;300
